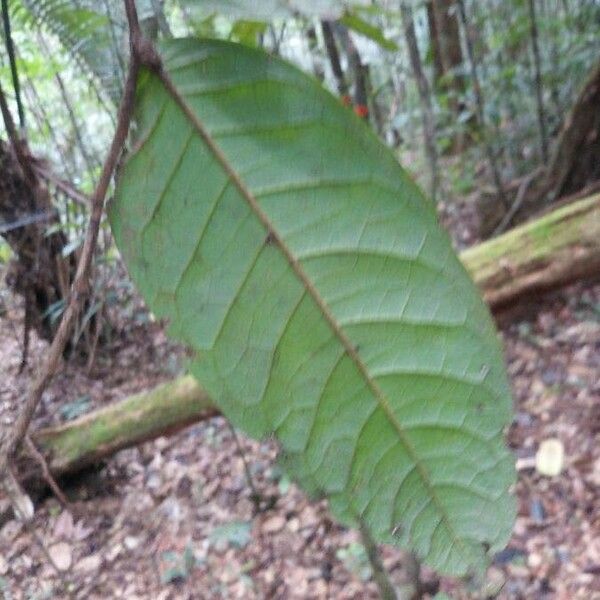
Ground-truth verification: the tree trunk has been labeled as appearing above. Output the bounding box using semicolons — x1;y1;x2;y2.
400;2;439;203
477;59;600;236
431;0;472;151
546;60;600;200
334;23;370;121
12;194;600;490
456;0;508;208
432;0;463;85
426;0;444;85
321;20;349;102
527;0;549;163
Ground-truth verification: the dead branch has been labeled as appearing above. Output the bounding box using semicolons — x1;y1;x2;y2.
0;0;144;520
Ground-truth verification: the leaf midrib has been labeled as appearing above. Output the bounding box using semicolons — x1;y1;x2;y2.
147;62;474;563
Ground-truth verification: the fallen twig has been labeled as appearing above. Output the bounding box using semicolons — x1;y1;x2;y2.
492;168;541;236
25;436;69;508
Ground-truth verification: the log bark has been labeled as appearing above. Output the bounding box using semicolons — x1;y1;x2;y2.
13;193;600;487
546;60;600;199
462;193;600;311
19;376;218;486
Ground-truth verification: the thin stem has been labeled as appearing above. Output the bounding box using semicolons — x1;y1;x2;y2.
305;23;324;82
33;165;90;208
528;0;549;163
401;552;424;600
336;23;370;120
1;0;25;130
101;0;126;99
456;0;509;209
25;436;69;507
400;2;439;203
358;520;398;600
150;0;173;38
21;64;77;182
321;20;349;99
227;421;262;512
37;32;102;179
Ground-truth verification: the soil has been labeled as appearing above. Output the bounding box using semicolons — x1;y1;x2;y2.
0;247;599;598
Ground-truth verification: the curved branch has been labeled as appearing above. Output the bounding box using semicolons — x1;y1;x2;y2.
0;0;143;474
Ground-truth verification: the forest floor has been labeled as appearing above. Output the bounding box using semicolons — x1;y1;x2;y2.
0;204;599;599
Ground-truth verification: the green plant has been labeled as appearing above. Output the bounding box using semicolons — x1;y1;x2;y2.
0;239;11;263
336;542;372;581
209;521;253;550
110;37;516;577
11;0;122;102
158;545;198;584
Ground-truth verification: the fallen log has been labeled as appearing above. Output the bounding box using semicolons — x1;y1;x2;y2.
16;193;600;486
462;193;600;311
19;376;218;486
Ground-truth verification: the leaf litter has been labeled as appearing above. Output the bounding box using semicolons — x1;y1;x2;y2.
0;274;598;599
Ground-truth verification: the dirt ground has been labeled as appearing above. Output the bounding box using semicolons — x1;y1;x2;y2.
0;269;599;598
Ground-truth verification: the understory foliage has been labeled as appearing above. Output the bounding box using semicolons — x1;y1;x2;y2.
3;0;599;194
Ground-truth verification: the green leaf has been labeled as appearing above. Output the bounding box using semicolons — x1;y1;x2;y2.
59;395;92;421
336;542;372;581
340;12;398;51
229;20;268;46
209;521;253;549
159;548;196;583
0;240;12;263
179;0;346;21
13;1;122;102
109;38;515;577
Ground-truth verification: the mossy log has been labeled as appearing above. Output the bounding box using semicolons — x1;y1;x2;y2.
18;193;600;485
462;193;600;311
19;376;218;485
